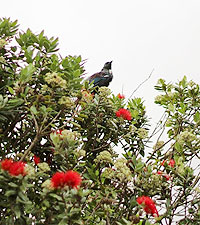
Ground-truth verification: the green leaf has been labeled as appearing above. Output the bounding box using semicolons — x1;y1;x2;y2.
49;193;63;201
168;103;175;113
5;190;16;197
62;58;69;68
76;55;82;63
20;63;35;84
194;111;200;123
39;30;44;41
42;199;50;208
73;69;80;77
178;103;187;114
135;162;144;172
8;98;24;107
174;142;183;152
180;76;187;88
8;182;18;188
58;219;68;225
8;86;14;94
30;105;38;115
14;205;21;219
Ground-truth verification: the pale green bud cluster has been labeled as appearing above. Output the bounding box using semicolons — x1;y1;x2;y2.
129;125;137;133
25;164;35;176
75;149;86;158
50;129;81;151
61;130;81;146
155;95;165;102
153;141;164;150
194;187;200;193
81;90;93;103
99;87;111;97
0;56;6;63
176;130;196;145
58;96;74;108
0;39;7;47
45;72;67;88
41;84;52;93
135;173;167;196
102;167;115;179
42;179;53;189
114;158;132;182
176;157;193;177
137;128;148;139
151;174;161;184
167;92;176;98
94;151;113;164
37;162;50;172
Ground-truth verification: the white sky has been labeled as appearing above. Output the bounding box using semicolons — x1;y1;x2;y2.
1;0;200;124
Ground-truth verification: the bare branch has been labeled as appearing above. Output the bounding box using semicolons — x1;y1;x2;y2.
126;68;154;103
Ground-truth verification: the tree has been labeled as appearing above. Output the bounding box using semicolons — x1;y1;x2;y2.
0;17;199;225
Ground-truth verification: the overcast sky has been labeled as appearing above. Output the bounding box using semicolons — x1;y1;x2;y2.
1;0;200;124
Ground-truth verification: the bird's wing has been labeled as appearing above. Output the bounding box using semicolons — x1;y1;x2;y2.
88;72;104;80
88;71;112;87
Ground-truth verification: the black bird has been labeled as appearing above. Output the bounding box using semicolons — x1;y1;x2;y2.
88;61;113;87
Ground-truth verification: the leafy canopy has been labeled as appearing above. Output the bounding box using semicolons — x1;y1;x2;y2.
0;18;200;225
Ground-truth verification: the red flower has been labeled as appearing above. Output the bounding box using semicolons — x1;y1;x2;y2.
1;159;13;171
169;159;175;168
157;171;170;181
9;162;26;176
33;155;40;165
56;129;63;135
161;160;166;166
161;159;175;168
64;170;82;189
157;170;162;175
137;196;158;217
51;172;66;188
51;170;82;189
116;108;132;120
117;93;125;99
163;174;170;180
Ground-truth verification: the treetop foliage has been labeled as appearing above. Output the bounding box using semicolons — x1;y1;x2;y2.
0;17;200;225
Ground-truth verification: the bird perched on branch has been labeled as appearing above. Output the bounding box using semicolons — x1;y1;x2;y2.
88;61;113;87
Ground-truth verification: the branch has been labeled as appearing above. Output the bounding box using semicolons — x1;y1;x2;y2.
126;68;154;103
41;109;62;132
20;134;39;161
146;133;177;164
20;112;40;161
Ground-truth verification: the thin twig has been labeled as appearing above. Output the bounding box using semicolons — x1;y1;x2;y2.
146;133;177;164
126;68;154;103
41;109;63;132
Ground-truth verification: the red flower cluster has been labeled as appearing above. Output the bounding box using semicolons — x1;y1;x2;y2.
157;171;170;181
161;159;175;168
1;159;26;176
52;129;62;135
169;159;175;167
33;155;40;165
51;170;82;189
137;196;159;217
1;159;13;171
51;129;63;135
116;108;132;120
56;129;63;135
117;93;125;99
